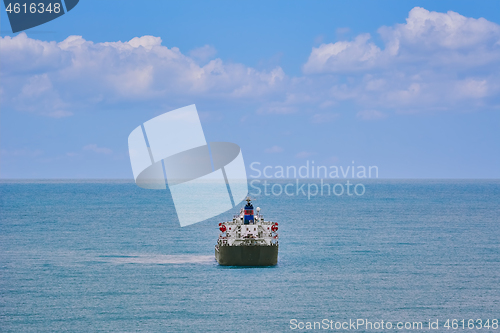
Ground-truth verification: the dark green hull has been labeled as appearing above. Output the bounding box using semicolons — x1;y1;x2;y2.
215;245;278;266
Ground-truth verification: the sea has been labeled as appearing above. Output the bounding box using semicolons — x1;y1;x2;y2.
1;179;499;332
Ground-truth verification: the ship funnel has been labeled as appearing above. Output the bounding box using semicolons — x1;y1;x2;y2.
244;200;254;225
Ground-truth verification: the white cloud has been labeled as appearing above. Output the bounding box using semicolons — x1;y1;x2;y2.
126;36;162;50
295;151;316;159
0;33;286;117
11;73;71;117
83;144;112;154
1;7;499;117
0;148;44;157
189;45;217;63
303;33;381;73
336;27;350;35
356;110;387;120
258;104;296;114
455;79;489;98
379;7;500;54
302;7;500;112
265;146;284;153
304;7;500;74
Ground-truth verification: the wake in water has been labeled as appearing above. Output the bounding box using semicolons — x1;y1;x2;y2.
99;254;214;265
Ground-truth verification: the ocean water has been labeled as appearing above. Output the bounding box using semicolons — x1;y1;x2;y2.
1;179;499;332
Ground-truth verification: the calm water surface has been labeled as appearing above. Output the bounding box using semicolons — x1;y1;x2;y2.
1;180;499;332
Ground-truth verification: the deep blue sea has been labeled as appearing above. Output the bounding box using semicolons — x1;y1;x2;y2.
1;180;499;332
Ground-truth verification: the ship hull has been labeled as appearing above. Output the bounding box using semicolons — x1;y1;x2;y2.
215;245;278;266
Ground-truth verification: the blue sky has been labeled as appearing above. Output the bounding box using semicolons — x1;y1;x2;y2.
1;0;499;178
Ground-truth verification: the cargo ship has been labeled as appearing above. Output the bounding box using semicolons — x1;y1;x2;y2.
215;197;278;266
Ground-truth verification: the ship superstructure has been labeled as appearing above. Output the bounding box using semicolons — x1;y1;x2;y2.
215;197;278;266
